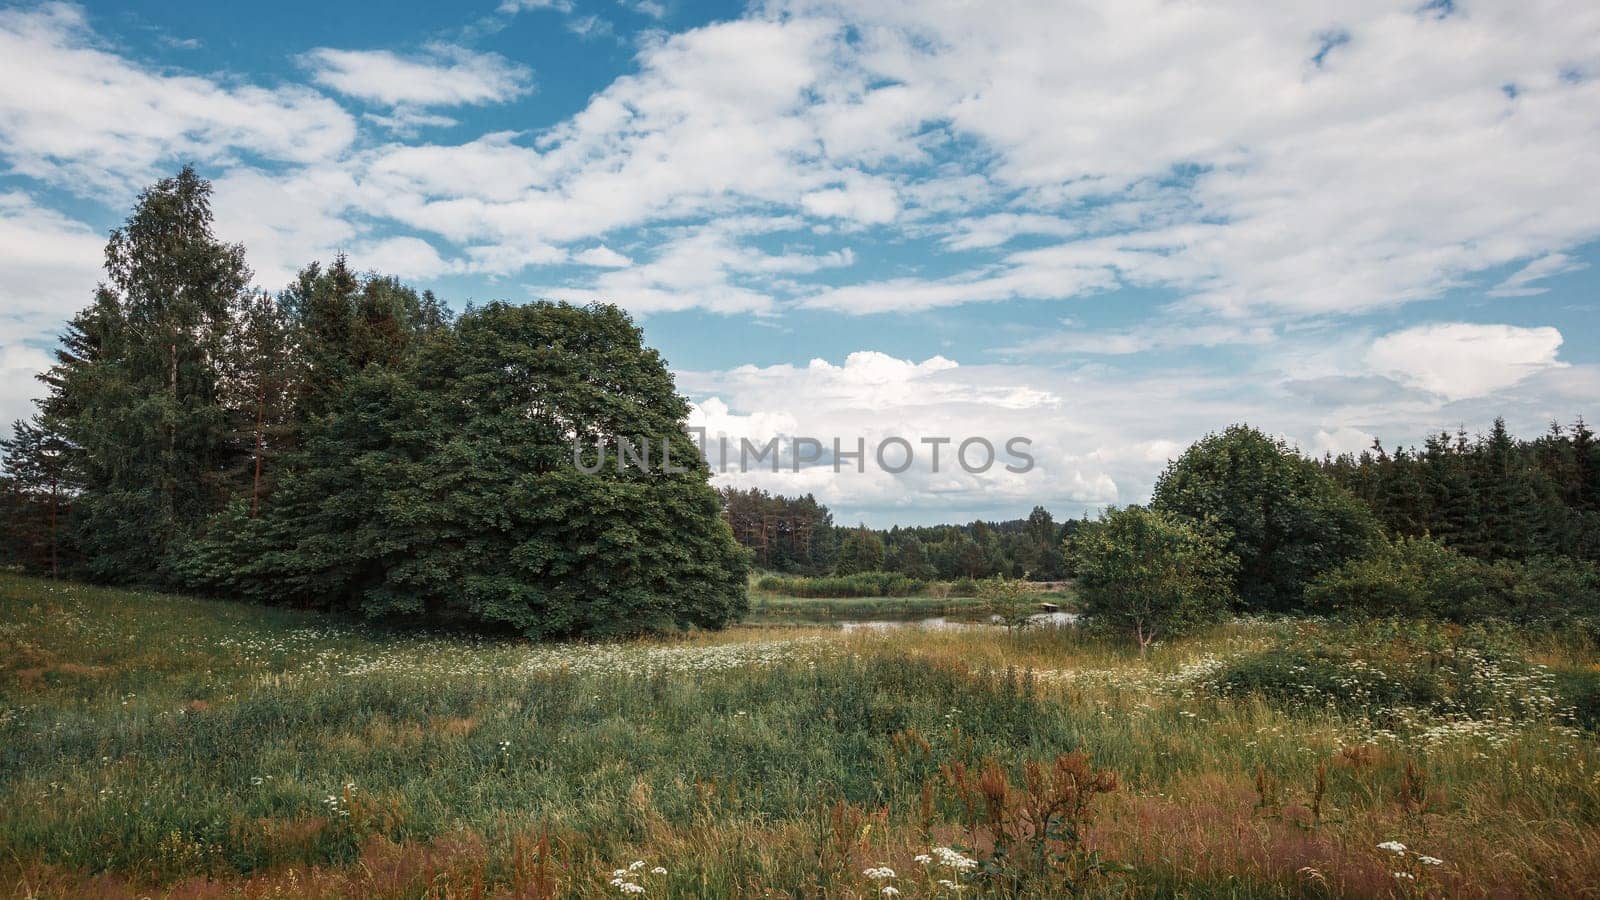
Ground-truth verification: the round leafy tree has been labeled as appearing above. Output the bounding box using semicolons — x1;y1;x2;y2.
1069;505;1235;654
1152;425;1380;613
195;301;748;638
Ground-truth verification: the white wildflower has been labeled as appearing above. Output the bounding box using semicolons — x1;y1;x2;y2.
1377;841;1407;855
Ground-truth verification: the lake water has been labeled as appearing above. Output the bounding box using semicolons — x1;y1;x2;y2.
838;611;1078;632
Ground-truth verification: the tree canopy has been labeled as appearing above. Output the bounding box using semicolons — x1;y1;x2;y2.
1;168;746;637
1152;425;1380;613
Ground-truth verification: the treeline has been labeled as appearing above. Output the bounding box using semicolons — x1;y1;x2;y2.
0;167;746;637
720;486;1074;581
1070;422;1600;651
1320;418;1600;563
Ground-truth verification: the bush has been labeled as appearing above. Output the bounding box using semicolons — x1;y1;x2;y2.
755;571;928;598
1307;538;1600;625
1304;536;1502;621
1069;506;1235;653
1209;622;1560;722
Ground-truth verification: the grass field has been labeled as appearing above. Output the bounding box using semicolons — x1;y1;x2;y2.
4;572;1600;897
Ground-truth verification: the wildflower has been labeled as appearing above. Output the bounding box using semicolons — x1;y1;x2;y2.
932;847;978;872
938;879;960;889
863;866;896;880
1417;855;1443;866
881;888;901;897
629;860;645;871
913;854;933;864
650;866;667;875
1377;840;1407;855
1394;872;1415;880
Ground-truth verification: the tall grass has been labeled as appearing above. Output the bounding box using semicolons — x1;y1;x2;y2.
5;573;1600;897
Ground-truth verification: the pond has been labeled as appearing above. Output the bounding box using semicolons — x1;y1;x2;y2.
838;611;1079;632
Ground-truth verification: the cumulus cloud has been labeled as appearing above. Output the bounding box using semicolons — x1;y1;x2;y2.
0;3;354;191
678;343;1598;524
1366;322;1567;401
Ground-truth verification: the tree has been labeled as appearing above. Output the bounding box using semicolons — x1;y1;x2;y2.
218;291;297;516
183;301;747;638
1069;506;1235;654
1153;425;1380;612
885;533;936;580
37;166;251;580
835;525;885;574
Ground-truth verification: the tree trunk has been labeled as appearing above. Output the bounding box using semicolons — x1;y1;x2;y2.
251;391;265;518
48;476;58;578
165;340;178;524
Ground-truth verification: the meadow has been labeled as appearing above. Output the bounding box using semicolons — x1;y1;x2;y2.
4;572;1600;898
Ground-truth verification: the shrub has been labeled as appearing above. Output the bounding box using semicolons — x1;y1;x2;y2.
1209;622;1560;722
1069;506;1235;653
1307;538;1600;625
755;571;927;598
1304;536;1501;621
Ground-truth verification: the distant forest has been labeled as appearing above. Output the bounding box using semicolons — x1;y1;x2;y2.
722;415;1600;581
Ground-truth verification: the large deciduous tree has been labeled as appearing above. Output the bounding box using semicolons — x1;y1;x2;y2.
186;301;748;637
1152;425;1379;613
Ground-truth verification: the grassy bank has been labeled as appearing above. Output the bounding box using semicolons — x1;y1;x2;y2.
4;573;1600;897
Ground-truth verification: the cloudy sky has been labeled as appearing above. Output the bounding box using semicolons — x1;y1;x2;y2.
1;0;1597;525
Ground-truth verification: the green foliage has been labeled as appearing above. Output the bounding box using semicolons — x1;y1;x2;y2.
1209;621;1561;722
1153;424;1380;612
184;302;747;638
834;525;886;574
1323;417;1600;563
975;574;1039;629
1304;536;1504;621
1069;505;1235;652
755;570;929;598
1306;536;1600;625
719;486;836;574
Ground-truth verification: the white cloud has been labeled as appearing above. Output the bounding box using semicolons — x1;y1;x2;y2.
574;245;634;267
0;191;104;336
1488;252;1588;297
0;191;103;432
302;43;533;107
679;342;1599;524
536;227;855;315
498;0;573;12
800;173;899;225
0;4;354;192
1366;322;1567;401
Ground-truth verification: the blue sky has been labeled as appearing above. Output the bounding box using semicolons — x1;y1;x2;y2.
1;0;1597;525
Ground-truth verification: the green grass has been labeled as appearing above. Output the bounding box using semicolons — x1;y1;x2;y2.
5;573;1600;897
